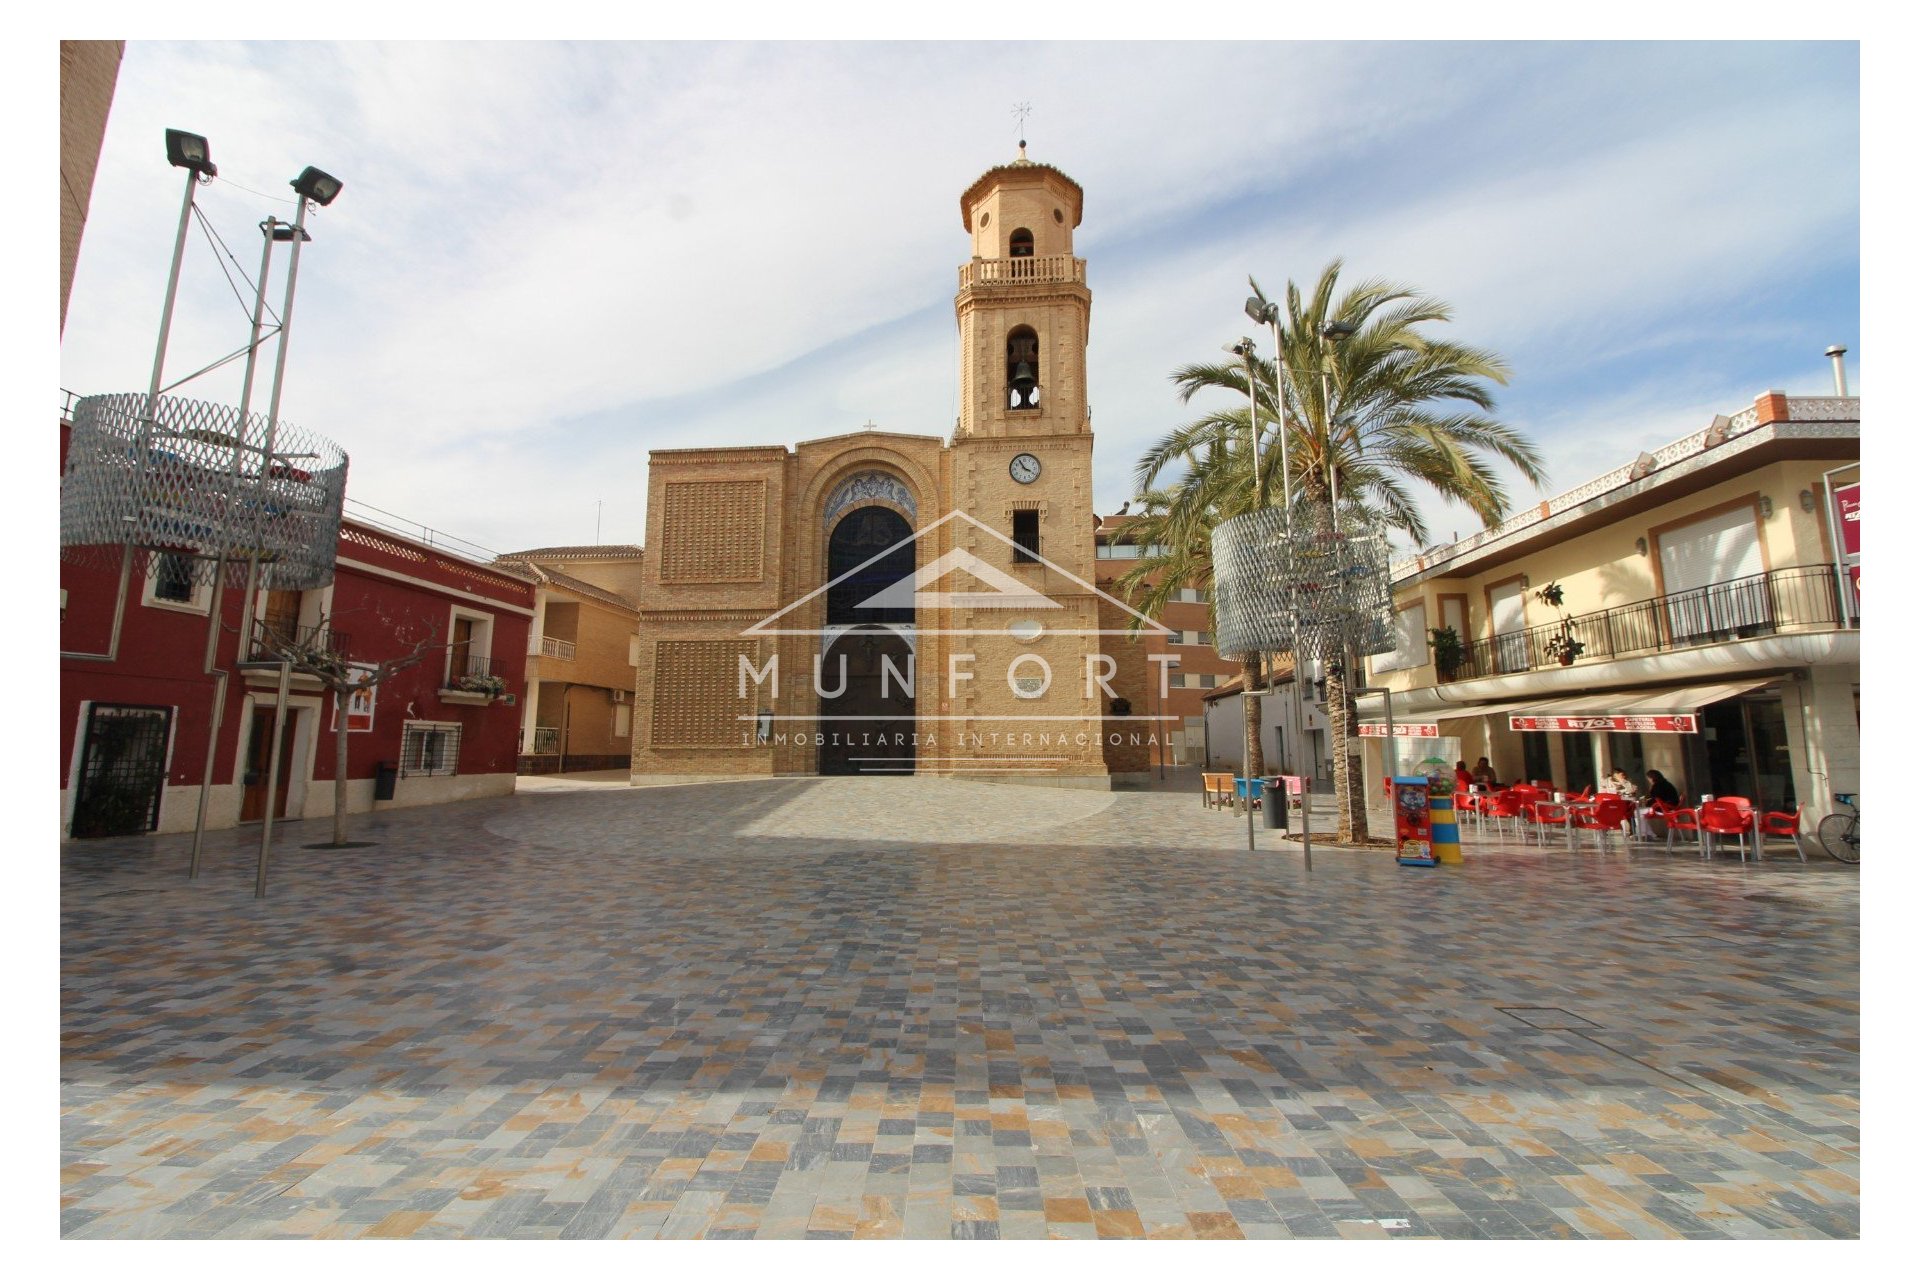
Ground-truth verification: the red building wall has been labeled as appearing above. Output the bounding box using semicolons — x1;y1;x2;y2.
60;418;533;837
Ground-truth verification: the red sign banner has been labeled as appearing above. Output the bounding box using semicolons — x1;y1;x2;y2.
1834;481;1860;600
1358;723;1440;738
1509;713;1697;734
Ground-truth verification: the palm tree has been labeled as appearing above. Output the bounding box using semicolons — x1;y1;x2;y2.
1122;259;1547;842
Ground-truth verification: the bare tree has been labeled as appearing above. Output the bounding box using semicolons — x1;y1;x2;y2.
252;612;443;846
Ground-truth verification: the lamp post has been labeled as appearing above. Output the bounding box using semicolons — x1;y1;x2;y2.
1245;297;1310;864
254;164;344;900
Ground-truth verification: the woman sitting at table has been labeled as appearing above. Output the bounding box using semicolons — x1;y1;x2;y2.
1470;757;1498;788
1644;769;1681;807
1454;760;1474;792
1599;769;1640;801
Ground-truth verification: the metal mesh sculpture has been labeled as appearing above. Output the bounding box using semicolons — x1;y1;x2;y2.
60;391;348;590
1211;505;1395;659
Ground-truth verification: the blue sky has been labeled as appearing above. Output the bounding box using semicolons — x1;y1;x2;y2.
58;40;1860;558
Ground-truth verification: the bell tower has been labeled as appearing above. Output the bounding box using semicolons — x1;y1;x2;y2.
940;145;1109;784
954;145;1091;439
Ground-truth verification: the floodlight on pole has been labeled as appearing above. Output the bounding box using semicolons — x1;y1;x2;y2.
291;166;344;207
164;129;217;178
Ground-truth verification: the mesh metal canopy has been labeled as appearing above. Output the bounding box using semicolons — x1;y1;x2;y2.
60;392;348;590
1211;506;1396;658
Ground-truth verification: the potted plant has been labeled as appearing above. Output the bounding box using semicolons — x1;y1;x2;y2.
1544;624;1584;666
1428;625;1464;679
456;672;507;698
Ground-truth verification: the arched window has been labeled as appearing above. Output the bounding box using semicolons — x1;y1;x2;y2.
1009;227;1035;279
1006;326;1040;411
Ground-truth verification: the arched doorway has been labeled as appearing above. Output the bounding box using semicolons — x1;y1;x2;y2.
818;505;916;774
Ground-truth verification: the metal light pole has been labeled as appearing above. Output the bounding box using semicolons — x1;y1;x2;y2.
253;165;344;899
96;132;218;667
1246;298;1311;866
190;217;297;879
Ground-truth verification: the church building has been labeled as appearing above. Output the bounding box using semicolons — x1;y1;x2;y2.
631;148;1159;784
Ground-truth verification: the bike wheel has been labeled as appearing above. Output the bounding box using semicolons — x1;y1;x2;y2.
1817;813;1859;863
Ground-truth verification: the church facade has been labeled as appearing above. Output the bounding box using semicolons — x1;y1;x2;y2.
630;150;1161;784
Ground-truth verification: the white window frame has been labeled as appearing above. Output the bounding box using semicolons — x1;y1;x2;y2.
444;606;496;686
399;720;462;778
141;551;212;614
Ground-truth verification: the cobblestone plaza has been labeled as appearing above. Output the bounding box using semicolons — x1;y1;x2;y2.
60;777;1859;1239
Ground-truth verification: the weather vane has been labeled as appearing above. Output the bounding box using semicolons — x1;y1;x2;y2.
1012;101;1032;145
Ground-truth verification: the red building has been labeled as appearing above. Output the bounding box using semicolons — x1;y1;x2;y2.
60;423;534;839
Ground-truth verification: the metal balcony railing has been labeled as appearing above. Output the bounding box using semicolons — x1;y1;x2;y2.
248;620;350;663
1441;564;1855;682
444;653;506;696
532;726;560;755
958;255;1086;289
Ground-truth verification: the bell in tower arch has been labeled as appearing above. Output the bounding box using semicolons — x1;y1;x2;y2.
1006;327;1041;410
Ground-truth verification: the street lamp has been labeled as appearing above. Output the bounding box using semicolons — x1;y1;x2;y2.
291;165;345;207
164;129;217;177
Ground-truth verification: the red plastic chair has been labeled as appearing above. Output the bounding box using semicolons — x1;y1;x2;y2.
1665;806;1703;856
1758;805;1807;862
1570;796;1632;852
1637;799;1674;842
1529;798;1572;847
1699;800;1755;861
1454;791;1482;837
1569;787;1595;802
1481;791;1525;840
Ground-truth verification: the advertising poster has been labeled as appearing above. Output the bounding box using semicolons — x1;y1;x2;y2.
331;664;377;733
1835;481;1860;602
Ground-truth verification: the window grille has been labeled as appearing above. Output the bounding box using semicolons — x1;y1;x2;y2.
399;720;462;777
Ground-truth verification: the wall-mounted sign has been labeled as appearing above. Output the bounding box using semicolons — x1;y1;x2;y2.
1358;723;1440;737
1509;713;1697;734
1835;481;1861;600
332;664;377;733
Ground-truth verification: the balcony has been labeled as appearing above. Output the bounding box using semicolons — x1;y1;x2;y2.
532;726;559;755
1443;564;1856;682
958;254;1085;289
247;620;351;664
534;635;576;661
442;654;506;703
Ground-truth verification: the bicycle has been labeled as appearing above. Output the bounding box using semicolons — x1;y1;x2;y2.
1817;793;1859;863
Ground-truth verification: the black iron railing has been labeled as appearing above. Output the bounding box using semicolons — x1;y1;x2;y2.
1441;564;1854;681
248;620;350;663
444;654;504;695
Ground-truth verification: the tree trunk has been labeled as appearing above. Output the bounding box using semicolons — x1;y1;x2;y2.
332;686;350;846
1240;654;1265;779
1324;647;1370;843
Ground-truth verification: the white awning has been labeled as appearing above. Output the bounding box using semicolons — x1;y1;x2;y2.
1503;678;1776;733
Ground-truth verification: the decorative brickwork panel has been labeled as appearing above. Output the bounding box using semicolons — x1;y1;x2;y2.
657;481;766;583
650;639;759;747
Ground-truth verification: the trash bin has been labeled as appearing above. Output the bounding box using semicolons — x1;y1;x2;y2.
1262;778;1287;830
374;761;398;802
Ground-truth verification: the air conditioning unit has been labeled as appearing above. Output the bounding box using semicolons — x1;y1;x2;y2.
611;689;628;703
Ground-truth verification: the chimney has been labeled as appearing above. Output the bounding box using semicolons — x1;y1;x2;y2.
1825;345;1849;397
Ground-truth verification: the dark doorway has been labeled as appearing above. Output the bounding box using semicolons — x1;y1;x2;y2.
817;626;917;775
820;505;916;774
70;704;173;838
1563;734;1598;794
1695;696;1795;810
239;707;297;822
1521;731;1553;787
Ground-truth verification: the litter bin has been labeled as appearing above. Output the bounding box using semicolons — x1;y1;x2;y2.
1262;777;1287;830
374;761;398;802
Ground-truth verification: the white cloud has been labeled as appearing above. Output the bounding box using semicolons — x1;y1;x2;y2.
59;41;1858;555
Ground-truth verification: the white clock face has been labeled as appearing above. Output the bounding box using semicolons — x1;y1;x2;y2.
1010;453;1042;484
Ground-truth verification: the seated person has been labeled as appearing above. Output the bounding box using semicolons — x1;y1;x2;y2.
1599;768;1641;800
1454;760;1474;792
1470;756;1498;788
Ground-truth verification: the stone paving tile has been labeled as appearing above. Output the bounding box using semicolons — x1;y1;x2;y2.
60;776;1859;1239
